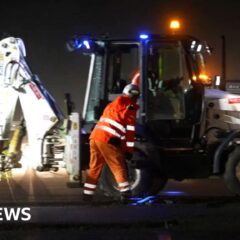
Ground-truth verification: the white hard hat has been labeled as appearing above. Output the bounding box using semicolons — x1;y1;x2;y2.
122;84;140;98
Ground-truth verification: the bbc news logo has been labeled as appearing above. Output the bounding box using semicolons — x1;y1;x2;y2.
0;207;31;222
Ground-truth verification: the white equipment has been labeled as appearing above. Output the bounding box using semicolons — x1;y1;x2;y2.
0;37;80;184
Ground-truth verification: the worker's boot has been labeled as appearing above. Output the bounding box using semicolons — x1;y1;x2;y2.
120;190;132;204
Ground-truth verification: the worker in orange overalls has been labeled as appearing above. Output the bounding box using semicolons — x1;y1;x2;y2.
83;78;140;203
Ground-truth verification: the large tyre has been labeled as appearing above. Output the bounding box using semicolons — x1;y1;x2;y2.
224;146;240;195
99;164;168;198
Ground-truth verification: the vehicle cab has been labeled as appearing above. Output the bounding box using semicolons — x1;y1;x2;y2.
67;32;211;145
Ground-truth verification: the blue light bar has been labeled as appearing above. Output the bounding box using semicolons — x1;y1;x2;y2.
139;34;149;40
83;40;90;49
74;40;82;49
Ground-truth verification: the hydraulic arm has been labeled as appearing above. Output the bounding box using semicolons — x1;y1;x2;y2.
0;37;64;171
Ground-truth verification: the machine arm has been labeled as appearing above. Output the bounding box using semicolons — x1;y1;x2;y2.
0;37;64;170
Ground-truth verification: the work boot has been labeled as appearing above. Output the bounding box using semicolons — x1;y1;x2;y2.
120;190;132;204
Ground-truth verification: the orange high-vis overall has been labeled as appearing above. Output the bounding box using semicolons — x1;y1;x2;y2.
83;95;139;196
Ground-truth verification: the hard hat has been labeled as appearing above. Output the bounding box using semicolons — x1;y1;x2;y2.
122;84;140;98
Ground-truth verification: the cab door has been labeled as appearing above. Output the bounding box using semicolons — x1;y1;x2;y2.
145;40;202;144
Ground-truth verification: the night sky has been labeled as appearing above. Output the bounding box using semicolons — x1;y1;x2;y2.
1;0;240;111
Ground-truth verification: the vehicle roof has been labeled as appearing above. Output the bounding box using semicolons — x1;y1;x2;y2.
91;34;199;43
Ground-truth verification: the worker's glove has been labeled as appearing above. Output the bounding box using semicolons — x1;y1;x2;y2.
124;152;133;161
108;137;121;147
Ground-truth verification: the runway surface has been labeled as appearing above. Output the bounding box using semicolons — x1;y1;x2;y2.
0;158;239;240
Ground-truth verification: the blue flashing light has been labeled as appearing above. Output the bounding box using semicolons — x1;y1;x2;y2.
139;34;149;40
74;40;82;49
83;40;90;49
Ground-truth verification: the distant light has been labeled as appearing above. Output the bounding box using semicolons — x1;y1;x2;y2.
191;40;196;49
199;73;209;81
139;34;149;40
205;45;211;54
198;73;210;85
170;20;180;30
192;75;197;81
215;75;221;86
197;44;202;52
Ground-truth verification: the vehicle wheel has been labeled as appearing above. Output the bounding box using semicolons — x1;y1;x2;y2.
148;174;168;194
224;146;240;195
99;164;168;198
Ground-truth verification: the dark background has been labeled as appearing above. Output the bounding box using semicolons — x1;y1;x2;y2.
1;0;240;111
